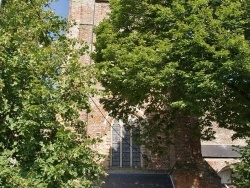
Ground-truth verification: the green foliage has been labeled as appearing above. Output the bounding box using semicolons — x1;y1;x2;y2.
232;140;250;188
93;0;250;152
0;0;104;187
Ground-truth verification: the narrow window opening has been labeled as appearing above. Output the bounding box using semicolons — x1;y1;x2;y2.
111;120;141;168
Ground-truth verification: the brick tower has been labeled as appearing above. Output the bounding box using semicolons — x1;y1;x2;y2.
68;1;245;187
68;0;112;167
68;0;109;64
68;0;110;135
67;0;170;171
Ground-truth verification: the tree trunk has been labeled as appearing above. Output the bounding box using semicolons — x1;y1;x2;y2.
171;115;221;188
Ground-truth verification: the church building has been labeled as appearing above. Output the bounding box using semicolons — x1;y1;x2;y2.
67;1;245;187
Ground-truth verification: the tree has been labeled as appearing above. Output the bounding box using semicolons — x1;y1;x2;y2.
232;140;250;188
93;0;250;187
0;0;104;187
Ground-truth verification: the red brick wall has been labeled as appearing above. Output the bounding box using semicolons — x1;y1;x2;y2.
68;0;171;171
68;0;111;166
68;2;242;187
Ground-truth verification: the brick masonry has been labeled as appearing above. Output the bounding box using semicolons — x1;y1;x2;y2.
68;0;170;171
68;0;245;187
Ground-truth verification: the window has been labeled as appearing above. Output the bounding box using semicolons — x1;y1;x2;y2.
111;120;141;167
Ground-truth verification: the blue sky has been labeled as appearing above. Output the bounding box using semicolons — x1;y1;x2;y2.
50;0;69;18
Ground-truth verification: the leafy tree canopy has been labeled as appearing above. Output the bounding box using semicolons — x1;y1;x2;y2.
0;0;103;187
93;0;250;151
232;140;250;188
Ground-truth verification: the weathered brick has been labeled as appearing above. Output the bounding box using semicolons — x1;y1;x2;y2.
68;1;245;187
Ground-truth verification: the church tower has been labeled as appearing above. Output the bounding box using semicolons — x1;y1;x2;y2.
67;1;244;187
68;0;110;136
67;0;170;170
68;0;109;64
68;0;112;167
